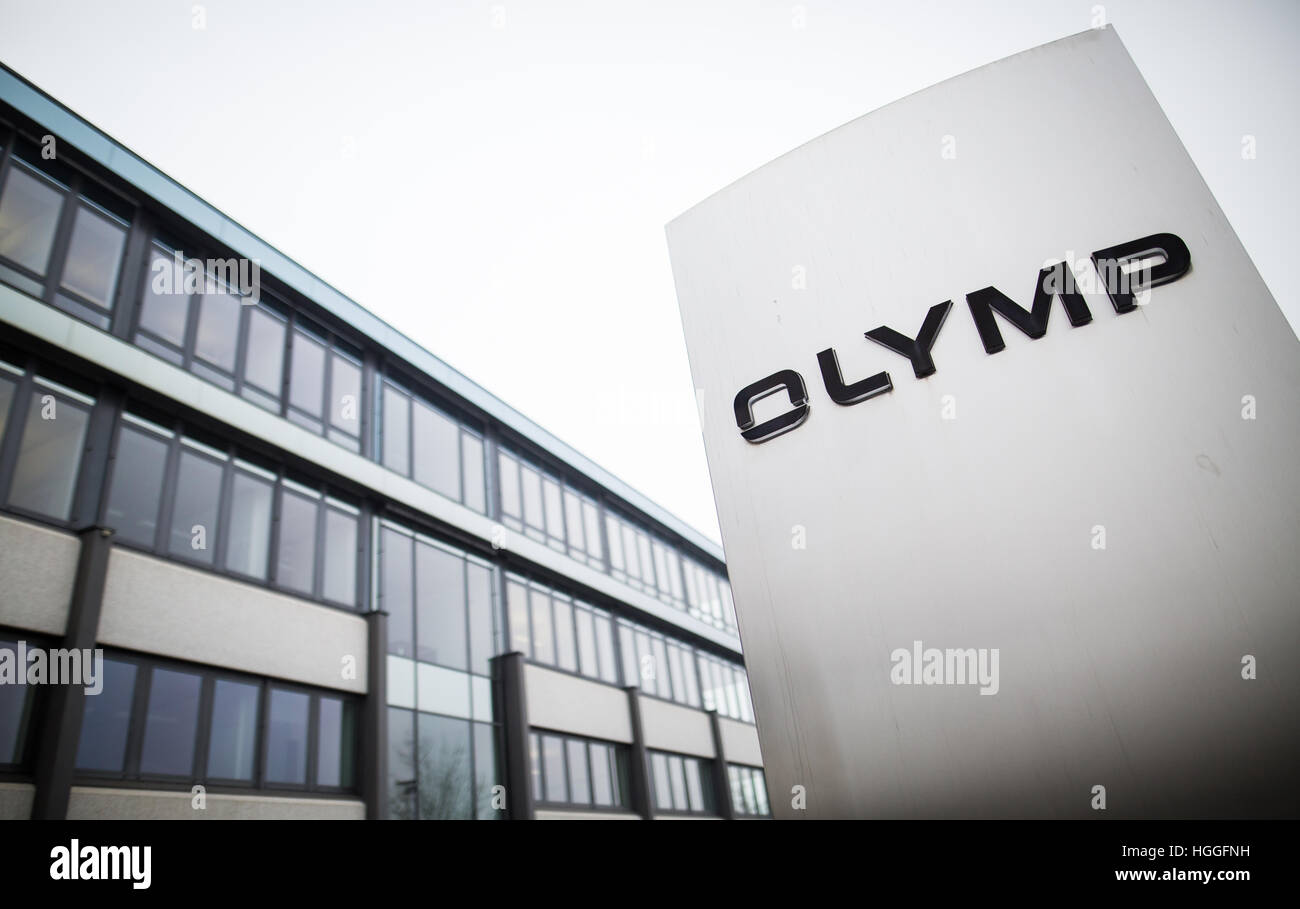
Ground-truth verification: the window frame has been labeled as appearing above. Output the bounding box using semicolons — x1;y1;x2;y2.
70;648;360;796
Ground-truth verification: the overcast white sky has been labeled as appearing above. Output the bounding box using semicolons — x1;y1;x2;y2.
1;0;1295;544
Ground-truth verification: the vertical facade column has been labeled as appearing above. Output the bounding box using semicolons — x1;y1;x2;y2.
708;710;735;820
29;526;114;820
491;651;533;820
361;608;388;819
624;687;653;820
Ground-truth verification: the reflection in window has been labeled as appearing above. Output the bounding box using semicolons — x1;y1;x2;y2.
412;399;459;500
387;708;496;819
0;372;16;440
506;580;530;657
224;469;274;580
288;329;326;423
329;353;361;440
473;721;500;820
8;386;91;520
530;732;627;810
417;712;472;819
104;421;169;547
728;764;771;816
649;750;714;814
415;541;466;670
322;505;358;606
167;447;223;564
461;433;485;513
381;384;410;476
265;688;310;785
193;280;242;375
136;245;190;352
139;668;202;776
541;735;567;803
382;527;415;658
317;696;356;789
243;307;286;400
207;679;259;781
0;162;64;277
0;641;33;764
566;738;590;804
275;488;318;595
467;561;495;676
499;452;521;526
74;658;137;772
58;201;128;322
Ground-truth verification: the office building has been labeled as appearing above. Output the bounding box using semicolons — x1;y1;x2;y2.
0;65;767;820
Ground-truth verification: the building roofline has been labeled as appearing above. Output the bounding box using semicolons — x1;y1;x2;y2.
0;61;725;566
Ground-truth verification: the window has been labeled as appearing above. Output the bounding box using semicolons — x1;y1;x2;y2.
542;734;566;803
288;327;326;426
381;521;500;676
329;353;362;443
382;527;415;658
412;398;458;499
167;444;225;565
0;157;66;295
0;138;131;326
380;383;409;474
193;277;243;379
276;484;319;595
224;465;275;580
322;503;359;605
461;432;485;513
6;378;94;521
649;750;715;815
73;658;137;773
207;679;259;782
74;651;357;792
104;417;170;547
317;696;356;789
552;595;577;672
728;764;771;817
101;412;361;609
696;652;754;722
683;557;737;634
387;707;499;819
275;320;362;450
135;243;189;358
55;198;129;328
265;687;310;785
503;575;619;685
380;378;486;514
241;306;286;409
0;365;17;438
415;540;466;670
529;730;628;811
0;639;36;767
139;668;202;776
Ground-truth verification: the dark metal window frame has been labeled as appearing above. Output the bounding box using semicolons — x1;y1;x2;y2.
386;704;502;820
0;628;55;778
647;748;718;817
99;403;365;612
502;571;623;688
528;727;631;813
71;647;360;797
0;355;103;530
0;129;135;332
727;762;772;818
378;368;488;514
377;516;501;677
